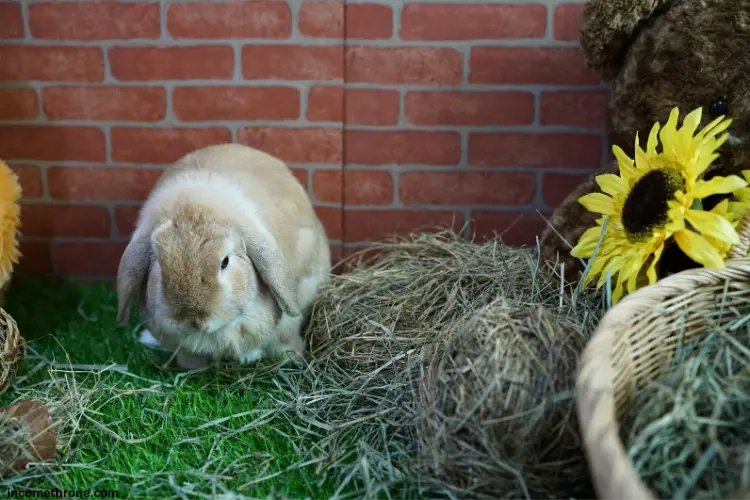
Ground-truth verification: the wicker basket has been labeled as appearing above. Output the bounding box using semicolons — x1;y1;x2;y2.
575;215;750;499
0;307;23;393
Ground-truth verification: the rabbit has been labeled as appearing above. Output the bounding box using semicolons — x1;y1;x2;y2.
115;143;332;370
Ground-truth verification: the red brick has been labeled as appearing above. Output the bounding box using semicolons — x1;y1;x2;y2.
292;168;308;188
470;211;548;245
48;167;162;201
307;87;399;125
346;46;462;85
29;2;159;40
312;170;393;205
345;131;461;166
168;1;291;39
346;4;393;39
299;2;393;39
540;91;610;129
345;89;400;126
111;127;231;164
9;165;43;198
109;46;234;81
42;86;166;121
55;242;126;277
469;47;599;85
405;91;534;126
315;206;342;240
114;205;139;236
0;88;38;120
0;126;105;162
542;173;590;208
329;244;343;265
299;1;343;38
0;46;103;82
399;171;536;206
21;204;110;238
17;242;53;276
554;4;584;41
307;86;343;122
401;4;546;40
238;127;342;164
242;45;343;81
344;209;463;242
0;2;23;38
469;133;602;169
311;170;341;204
173;87;299;122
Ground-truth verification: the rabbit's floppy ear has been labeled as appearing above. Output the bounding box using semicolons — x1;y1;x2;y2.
116;226;152;325
240;221;301;318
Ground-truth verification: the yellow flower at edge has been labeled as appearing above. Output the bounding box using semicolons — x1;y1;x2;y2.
571;106;746;304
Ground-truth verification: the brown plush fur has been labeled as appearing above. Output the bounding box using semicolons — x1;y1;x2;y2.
539;0;750;281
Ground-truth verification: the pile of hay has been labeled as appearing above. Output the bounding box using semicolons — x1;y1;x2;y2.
625;300;750;499
285;230;606;498
417;300;593;498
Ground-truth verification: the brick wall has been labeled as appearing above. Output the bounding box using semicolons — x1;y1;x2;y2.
0;0;609;279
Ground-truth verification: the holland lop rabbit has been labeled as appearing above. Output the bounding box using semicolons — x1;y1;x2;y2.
115;143;331;370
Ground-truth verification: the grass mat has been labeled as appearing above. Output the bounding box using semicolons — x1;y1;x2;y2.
0;278;344;498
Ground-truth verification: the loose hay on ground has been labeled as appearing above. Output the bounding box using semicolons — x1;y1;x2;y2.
279;229;606;498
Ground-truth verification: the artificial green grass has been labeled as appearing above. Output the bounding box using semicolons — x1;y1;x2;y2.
0;277;347;498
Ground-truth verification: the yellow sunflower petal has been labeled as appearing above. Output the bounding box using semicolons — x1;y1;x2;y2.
612;272;627;304
571;226;604;258
698;115;730;140
625;254;645;293
692;175;748;198
685;209;740;245
659;108;680;157
646;243;665;285
634;142;652;172
682;106;703;134
595;174;629;197
689;152;719;179
613;145;636;182
578;193;616;215
646;122;661;156
674;229;726;269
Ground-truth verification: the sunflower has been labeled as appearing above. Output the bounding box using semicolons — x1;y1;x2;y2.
727;170;750;221
571;107;747;303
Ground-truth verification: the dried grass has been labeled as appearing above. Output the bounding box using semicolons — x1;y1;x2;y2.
1;229;608;498
417;301;594;499
625;292;750;499
254;229;607;498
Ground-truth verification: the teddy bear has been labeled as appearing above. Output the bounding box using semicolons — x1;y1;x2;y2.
538;0;750;282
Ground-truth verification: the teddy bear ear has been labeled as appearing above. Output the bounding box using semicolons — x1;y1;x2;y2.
580;0;673;81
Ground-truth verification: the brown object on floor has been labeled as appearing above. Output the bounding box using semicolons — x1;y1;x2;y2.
0;399;56;476
0;308;23;393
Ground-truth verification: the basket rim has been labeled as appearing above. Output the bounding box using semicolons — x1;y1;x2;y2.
575;256;750;499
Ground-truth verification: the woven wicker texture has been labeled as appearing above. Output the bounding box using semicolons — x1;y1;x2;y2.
575;215;750;499
0;308;23;393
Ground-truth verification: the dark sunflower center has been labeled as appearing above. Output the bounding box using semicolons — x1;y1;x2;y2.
621;168;685;241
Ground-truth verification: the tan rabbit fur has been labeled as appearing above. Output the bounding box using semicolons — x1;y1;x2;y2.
116;143;331;370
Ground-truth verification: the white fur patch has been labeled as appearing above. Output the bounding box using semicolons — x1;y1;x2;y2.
238;348;266;364
138;329;162;348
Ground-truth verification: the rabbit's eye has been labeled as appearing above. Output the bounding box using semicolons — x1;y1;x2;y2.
709;97;729;117
221;256;229;270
